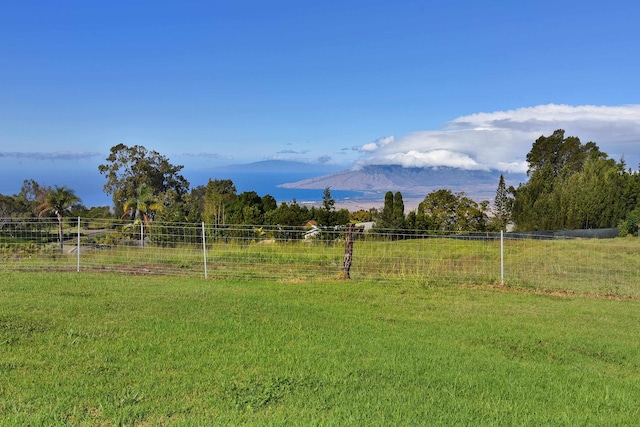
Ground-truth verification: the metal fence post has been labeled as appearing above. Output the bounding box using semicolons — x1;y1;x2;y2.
77;216;81;272
500;230;504;285
202;222;208;279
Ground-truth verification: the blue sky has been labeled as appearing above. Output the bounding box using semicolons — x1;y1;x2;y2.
2;0;640;204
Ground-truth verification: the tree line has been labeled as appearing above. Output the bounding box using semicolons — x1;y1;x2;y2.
510;129;640;236
2;132;640;237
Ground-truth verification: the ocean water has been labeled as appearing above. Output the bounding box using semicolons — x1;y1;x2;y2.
185;170;364;206
0;163;365;208
0;161;111;207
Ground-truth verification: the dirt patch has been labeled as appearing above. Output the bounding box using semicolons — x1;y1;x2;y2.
462;283;640;301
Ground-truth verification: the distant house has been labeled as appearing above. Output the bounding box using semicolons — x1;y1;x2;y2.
304;225;321;240
354;221;375;232
304;221;375;240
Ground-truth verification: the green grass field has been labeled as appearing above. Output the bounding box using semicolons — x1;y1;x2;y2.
1;272;639;425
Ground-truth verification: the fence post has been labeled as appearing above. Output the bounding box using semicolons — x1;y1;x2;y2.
500;230;504;285
202;222;208;279
342;223;355;279
77;216;81;272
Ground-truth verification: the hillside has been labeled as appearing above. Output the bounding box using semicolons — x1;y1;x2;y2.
279;165;527;200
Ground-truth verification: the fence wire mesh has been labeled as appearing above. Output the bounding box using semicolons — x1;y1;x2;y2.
1;218;639;295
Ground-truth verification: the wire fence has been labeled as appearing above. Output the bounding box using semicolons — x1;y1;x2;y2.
1;218;639;296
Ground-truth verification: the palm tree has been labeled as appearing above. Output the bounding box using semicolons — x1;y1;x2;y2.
121;183;163;225
35;185;81;250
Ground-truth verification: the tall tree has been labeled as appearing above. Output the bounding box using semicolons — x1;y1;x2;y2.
122;183;163;225
562;158;629;229
416;189;488;232
12;179;49;218
493;174;509;230
0;194;19;223
228;191;264;225
392;191;405;229
261;195;278;213
318;187;336;226
267;200;310;227
35;185;81;250
322;187;335;211
18;179;47;204
512;130;609;230
378;191;395;228
204;179;236;225
525;129;604;178
98;144;189;215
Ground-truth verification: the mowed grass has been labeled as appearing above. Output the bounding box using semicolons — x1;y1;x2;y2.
1;272;640;425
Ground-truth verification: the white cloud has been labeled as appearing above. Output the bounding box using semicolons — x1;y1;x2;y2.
359;143;379;152
382;150;483;169
376;136;395;146
0;151;101;161
355;104;640;172
357;136;395;153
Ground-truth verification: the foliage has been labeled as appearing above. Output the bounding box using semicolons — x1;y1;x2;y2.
392;191;405;229
2;181;110;224
512;129;640;231
169;184;208;223
415;189;488;232
122;183;163;225
350;208;373;223
493;174;511;230
562;158;629;229
71;205;114;220
379;191;394;228
6;136;640;235
98;144;189;216
264;200;310;227
618;207;640;237
204;179;236;225
377;191;405;229
0;194;20;220
321;187;335;212
34;185;81;249
227;191;270;225
316;187;337;226
18;179;49;206
7;179;51;219
525;129;605;177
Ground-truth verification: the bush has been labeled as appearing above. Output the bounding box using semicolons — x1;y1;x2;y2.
618;207;640;237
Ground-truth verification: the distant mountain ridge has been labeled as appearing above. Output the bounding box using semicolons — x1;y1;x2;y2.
191;160;528;202
279;165;527;200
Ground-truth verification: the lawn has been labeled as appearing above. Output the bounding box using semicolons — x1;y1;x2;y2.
1;272;639;425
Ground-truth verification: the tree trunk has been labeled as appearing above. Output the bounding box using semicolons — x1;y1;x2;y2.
57;213;64;250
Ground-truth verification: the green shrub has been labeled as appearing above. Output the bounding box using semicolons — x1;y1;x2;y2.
618;207;640;237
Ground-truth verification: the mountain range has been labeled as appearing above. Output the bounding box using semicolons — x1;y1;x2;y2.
278;164;527;201
188;160;528;207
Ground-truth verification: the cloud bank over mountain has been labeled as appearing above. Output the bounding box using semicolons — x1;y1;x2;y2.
355;104;640;173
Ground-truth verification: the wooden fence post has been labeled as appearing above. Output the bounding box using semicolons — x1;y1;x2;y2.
342;223;355;279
